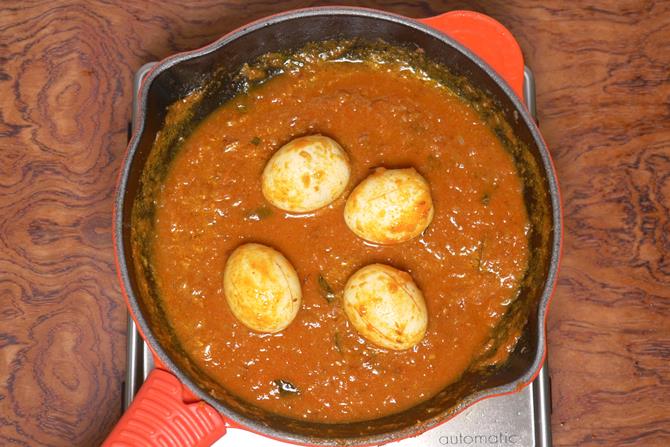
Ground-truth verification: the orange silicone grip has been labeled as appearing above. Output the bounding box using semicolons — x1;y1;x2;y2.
419;10;525;100
103;369;226;447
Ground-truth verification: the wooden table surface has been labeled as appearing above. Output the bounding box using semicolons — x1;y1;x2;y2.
1;1;668;446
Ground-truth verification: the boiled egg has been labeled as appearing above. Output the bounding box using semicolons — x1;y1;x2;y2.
261;135;351;213
344;168;434;244
343;263;428;350
223;243;301;333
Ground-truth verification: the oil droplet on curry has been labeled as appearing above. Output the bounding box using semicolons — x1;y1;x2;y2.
152;49;530;422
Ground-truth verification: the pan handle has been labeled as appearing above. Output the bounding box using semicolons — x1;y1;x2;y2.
418;10;525;100
103;368;226;446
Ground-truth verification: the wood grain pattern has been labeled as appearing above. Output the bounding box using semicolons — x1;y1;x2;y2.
0;1;668;446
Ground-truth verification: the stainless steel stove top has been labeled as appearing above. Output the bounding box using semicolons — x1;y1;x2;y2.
124;62;552;447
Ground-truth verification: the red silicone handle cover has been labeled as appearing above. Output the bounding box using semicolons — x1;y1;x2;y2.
419;10;525;100
103;369;226;447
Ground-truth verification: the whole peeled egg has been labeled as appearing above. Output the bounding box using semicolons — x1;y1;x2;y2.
343;263;428;350
344;168;434;244
223;243;301;333
261;135;351;213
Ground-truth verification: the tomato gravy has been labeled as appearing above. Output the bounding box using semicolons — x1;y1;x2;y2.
150;49;530;422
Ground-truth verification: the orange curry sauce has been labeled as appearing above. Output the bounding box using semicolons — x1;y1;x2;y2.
152;57;529;422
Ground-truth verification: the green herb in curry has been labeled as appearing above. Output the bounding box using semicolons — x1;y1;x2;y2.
245;205;273;221
317;274;336;303
273;379;300;396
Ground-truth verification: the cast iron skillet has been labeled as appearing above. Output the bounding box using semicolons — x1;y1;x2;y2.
106;7;561;447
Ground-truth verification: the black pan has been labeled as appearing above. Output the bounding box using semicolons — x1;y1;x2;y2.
107;7;561;447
